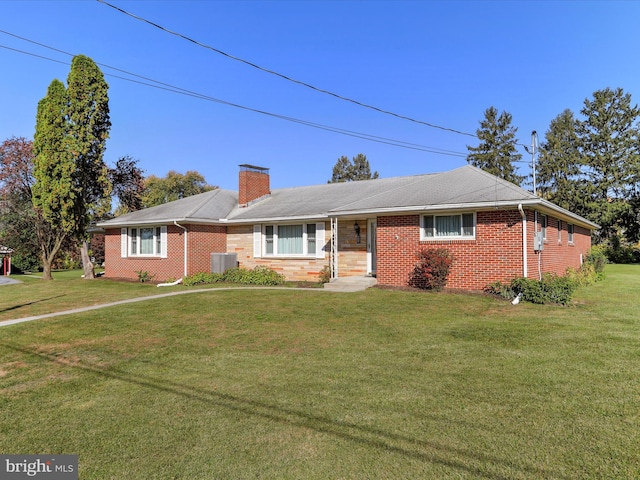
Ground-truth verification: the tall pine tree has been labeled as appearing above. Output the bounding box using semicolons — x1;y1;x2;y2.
576;87;640;241
328;153;378;183
537;109;583;212
467;107;524;185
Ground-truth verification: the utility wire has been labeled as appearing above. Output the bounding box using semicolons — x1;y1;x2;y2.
0;36;468;158
97;0;479;138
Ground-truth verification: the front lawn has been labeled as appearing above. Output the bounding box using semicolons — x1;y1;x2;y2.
1;265;639;478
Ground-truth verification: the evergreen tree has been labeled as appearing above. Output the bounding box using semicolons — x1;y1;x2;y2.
328;153;378;183
537;109;583;212
576;87;640;241
467;107;524;185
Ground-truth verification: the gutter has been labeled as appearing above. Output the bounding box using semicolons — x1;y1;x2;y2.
174;220;188;278
518;204;528;278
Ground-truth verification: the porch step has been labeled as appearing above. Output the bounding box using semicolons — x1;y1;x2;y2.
323;276;377;292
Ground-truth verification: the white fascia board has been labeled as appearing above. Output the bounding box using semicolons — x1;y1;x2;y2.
97;217;226;228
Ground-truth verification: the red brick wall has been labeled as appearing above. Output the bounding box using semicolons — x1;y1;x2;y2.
376;209;592;290
239;169;270;206
186;224;228;274
103;224;227;282
529;213;592;279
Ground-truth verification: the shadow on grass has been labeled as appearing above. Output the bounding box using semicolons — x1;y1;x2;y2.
0;295;66;314
3;341;568;480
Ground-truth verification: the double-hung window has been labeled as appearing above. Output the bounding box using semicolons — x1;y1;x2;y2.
121;226;167;257
421;213;475;240
567;224;574;244
256;223;324;258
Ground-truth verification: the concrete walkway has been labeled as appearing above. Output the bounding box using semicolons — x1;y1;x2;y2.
0;276;22;286
323;276;378;292
0;279;378;328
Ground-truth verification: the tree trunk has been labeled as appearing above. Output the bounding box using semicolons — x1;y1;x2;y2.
41;253;53;280
81;241;94;279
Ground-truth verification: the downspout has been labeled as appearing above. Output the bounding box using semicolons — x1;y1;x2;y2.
174;221;188;278
518;204;528;278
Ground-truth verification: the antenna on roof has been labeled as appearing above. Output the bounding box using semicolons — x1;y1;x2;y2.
523;131;538;196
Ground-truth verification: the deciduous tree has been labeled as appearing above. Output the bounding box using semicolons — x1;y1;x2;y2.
109;156;145;214
32;55;111;279
142;170;215;208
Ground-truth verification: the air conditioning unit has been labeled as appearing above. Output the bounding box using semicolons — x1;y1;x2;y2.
210;253;238;274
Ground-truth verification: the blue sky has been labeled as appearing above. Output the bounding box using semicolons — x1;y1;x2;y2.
1;0;639;191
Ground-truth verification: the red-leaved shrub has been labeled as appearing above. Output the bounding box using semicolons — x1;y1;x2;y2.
408;248;454;290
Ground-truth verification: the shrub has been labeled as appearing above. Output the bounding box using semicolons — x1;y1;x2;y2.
509;274;578;305
183;272;223;286
318;265;331;284
135;270;156;283
9;251;41;273
183;266;285;287
231;266;285;286
484;281;516;300
408;248;454;291
603;236;640;264
584;245;608;274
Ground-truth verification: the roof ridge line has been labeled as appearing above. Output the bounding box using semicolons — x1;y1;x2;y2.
182;188;222;218
328;173;441;212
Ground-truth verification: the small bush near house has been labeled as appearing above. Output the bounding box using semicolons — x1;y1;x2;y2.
485;247;606;305
135;270;156;283
511;274;578;305
318;266;331;284
184;266;286;287
408;247;454;291
585;244;609;275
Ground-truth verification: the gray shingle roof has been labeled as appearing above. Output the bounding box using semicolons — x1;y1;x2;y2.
98;165;598;229
98;188;238;226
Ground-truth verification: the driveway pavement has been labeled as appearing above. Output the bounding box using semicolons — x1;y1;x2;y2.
0;276;21;286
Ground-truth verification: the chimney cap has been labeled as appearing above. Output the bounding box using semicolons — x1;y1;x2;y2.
239;164;269;173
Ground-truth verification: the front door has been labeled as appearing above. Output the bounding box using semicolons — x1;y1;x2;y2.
367;219;377;276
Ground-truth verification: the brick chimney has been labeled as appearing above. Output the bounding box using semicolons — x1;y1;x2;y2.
238;164;270;207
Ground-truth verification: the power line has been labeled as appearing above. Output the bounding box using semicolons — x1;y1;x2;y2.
97;0;479;139
0;34;469;158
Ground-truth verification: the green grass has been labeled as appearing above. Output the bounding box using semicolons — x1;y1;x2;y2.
1;265;639;478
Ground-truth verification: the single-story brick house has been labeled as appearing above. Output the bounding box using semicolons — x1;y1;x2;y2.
97;164;598;290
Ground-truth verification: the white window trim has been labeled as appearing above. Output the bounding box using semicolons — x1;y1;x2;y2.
257;222;325;258
420;212;476;241
122;225;167;258
567;223;575;244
